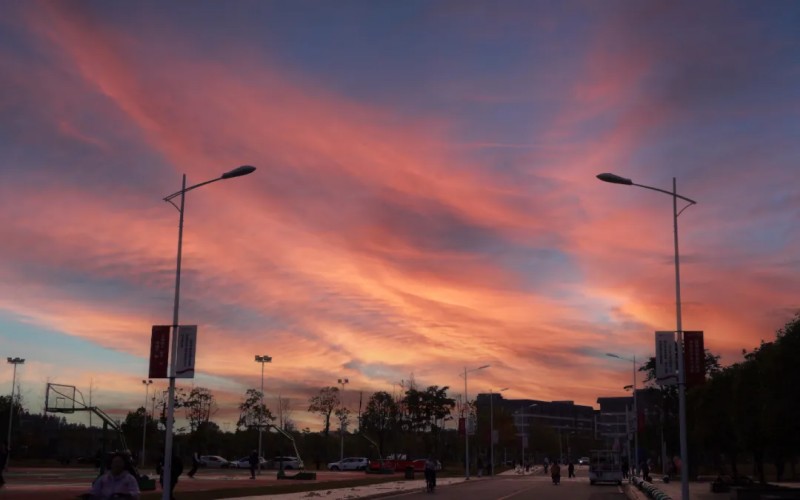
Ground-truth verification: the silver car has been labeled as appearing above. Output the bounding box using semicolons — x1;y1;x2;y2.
199;455;230;468
328;457;369;471
268;456;304;470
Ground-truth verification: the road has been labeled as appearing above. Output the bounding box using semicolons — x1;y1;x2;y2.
395;468;626;500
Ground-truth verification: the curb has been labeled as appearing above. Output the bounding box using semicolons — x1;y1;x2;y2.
631;476;673;500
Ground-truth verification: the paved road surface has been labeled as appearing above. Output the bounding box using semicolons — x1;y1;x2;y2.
395;469;626;500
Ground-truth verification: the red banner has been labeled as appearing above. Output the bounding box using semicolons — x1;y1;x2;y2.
458;417;465;436
149;325;171;378
683;331;705;388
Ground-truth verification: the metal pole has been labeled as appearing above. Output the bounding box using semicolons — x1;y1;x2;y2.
258;361;265;475
6;362;18;466
339;381;346;462
490;390;494;476
142;381;150;468
633;356;639;473
673;177;690;500
464;367;469;479
163;174;186;500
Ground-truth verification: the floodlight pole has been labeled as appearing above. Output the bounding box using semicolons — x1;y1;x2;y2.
255;355;272;474
6;357;24;469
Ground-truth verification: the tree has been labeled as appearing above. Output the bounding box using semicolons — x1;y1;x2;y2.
121;407;158;455
237;389;274;431
308;387;340;438
335;407;351;434
360;391;399;456
277;395;295;432
184;387;218;433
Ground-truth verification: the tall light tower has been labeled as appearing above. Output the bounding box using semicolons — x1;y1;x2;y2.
337;378;349;462
6;357;25;468
255;355;272;474
141;380;153;467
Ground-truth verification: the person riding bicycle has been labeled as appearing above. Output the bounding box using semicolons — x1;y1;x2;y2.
424;455;437;492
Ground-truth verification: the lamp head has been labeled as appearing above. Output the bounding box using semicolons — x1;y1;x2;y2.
597;173;633;185
222;165;256;179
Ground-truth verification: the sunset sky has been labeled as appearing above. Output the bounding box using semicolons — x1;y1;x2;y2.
1;1;798;430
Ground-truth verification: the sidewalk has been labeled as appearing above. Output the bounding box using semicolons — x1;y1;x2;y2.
226;477;471;499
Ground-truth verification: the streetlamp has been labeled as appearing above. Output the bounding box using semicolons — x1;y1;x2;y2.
141;380;153;468
5;357;24;468
488;387;508;476
597;172;696;500
255;355;272;474
460;365;489;479
607;352;639;472
160;165;256;499
337;378;349;462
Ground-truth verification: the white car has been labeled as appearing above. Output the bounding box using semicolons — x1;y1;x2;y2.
268;456;304;470
230;456;267;469
579;457;590;466
328;457;369;471
199;455;230;468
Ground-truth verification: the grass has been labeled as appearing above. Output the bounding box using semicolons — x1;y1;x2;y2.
140;475;405;500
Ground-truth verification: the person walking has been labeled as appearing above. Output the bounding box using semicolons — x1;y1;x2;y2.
641;459;650;482
424;455;437;493
248;450;259;479
568;461;575;478
551;461;561;485
0;442;8;488
188;452;200;478
544;456;549;474
157;453;183;500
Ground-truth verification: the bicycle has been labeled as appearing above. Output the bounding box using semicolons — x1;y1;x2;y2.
425;469;436;493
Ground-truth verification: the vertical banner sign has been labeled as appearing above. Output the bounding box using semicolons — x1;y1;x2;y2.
458;417;466;436
176;325;197;379
149;325;170;378
683;331;705;388
468;415;476;436
655;331;678;386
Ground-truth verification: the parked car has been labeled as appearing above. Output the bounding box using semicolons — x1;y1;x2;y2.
230;456;268;469
266;456;304;470
578;457;590;466
327;457;369;471
199;455;230;468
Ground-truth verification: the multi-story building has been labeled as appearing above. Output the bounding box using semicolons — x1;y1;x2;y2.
475;393;597;437
596;396;633;452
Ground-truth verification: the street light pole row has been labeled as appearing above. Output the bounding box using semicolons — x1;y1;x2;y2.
606;352;639;472
598;173;696;500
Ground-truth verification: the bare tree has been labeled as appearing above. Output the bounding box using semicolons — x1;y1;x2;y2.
184;387;218;433
238;389;274;431
308;386;340;438
277;395;295;431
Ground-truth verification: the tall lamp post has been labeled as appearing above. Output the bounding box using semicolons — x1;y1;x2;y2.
597;172;696;500
160;165;256;499
6;357;24;468
460;365;489;479
607;353;639;471
141;380;153;467
489;387;508;476
255;355;272;474
337;378;349;462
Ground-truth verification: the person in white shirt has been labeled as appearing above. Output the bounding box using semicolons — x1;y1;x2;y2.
89;453;140;499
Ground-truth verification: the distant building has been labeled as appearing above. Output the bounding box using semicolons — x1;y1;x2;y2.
475;394;597;438
596;396;633;451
